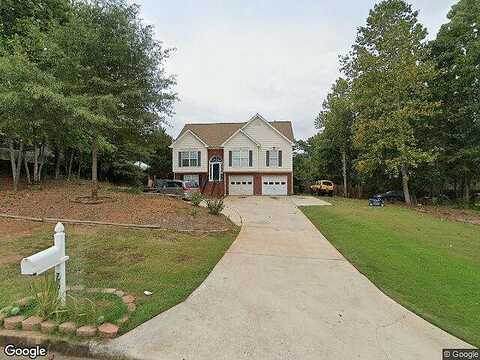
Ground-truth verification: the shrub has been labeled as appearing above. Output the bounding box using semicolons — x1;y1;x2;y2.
205;197;224;215
190;207;199;217
9;306;20;316
191;191;203;207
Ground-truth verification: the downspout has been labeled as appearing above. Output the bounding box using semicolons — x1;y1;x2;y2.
223;147;226;196
257;144;261;195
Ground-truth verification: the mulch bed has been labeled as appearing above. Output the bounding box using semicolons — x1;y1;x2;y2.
0;179;235;232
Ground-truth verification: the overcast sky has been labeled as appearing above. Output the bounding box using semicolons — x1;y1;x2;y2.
134;0;456;140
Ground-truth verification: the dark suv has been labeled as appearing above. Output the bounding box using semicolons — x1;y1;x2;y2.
375;190;405;202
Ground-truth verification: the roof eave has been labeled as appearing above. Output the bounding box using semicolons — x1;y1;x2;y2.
170;129;209;148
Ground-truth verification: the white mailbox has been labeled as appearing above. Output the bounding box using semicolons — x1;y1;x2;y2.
20;222;69;304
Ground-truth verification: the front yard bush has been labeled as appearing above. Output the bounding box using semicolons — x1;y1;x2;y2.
205;197;225;215
191;191;203;207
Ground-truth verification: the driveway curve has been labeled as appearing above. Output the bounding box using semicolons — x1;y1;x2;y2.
104;196;469;360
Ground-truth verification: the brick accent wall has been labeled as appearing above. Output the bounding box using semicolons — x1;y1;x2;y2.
207;148;223;160
203;148;225;197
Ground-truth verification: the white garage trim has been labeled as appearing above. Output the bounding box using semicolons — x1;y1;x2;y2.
262;175;287;196
229;175;254;195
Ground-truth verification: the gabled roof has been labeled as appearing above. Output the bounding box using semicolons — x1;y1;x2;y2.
239;114;294;145
169;129;208;148
175;116;294;147
221;129;260;147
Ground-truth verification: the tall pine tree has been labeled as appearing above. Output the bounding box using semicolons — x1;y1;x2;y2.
343;0;438;205
430;0;480;202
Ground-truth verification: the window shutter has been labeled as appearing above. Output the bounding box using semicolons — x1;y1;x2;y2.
198;151;201;167
249;150;253;167
178;152;182;167
266;150;270;167
229;151;232;167
278;150;282;167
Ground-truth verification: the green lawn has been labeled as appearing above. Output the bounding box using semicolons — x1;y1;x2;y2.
0;222;238;333
300;198;480;346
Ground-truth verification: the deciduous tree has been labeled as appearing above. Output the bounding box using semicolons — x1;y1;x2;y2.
51;0;176;198
315;78;354;197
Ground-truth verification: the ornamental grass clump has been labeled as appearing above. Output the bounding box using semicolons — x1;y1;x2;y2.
31;272;61;320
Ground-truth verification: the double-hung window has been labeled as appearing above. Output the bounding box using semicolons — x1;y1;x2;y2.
180;151;199;167
266;149;282;167
232;150;250;167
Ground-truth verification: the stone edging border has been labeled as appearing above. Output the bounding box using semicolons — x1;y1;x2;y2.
0;287;136;341
0;213;231;233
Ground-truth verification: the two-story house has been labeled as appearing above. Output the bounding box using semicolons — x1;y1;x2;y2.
170;114;294;196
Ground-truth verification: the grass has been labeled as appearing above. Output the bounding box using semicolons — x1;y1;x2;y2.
0;223;238;334
58;291;128;326
300;197;480;347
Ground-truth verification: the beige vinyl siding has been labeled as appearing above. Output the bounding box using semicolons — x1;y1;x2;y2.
172;132;208;173
243;118;293;172
223;131;258;172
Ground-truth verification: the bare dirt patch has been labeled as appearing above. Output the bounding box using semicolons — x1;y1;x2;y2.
0;218;47;241
0;253;22;265
415;205;480;226
0;180;236;232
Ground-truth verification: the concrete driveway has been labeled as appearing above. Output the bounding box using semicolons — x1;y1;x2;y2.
102;196;469;360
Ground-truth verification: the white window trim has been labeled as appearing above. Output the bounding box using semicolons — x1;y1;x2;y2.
181;150;199;167
232;149;250;168
209;156;223;182
269;150;279;167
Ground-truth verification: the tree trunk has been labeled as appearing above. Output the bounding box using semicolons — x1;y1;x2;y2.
8;140;23;192
38;144;46;182
357;182;363;199
453;178;458;199
91;137;98;199
9;141;18;192
54;147;61;180
77;155;82;178
464;176;471;203
64;148;69;177
16;143;23;190
401;164;412;206
68;151;74;180
33;144;39;184
341;149;348;198
24;157;31;185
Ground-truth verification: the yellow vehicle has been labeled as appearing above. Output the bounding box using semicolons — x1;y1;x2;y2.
310;180;334;196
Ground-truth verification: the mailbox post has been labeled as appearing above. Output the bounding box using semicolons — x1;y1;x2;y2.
54;222;67;304
20;222;69;305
